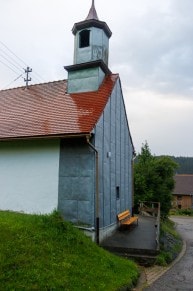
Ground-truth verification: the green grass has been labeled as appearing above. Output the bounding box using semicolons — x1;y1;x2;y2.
0;211;139;290
170;208;193;216
156;219;182;266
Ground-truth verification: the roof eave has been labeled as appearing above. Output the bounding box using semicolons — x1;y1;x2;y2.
72;19;112;38
65;60;112;75
0;133;92;142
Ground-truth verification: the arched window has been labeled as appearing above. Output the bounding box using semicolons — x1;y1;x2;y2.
79;30;90;48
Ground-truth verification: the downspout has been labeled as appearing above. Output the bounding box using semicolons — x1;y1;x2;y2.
132;151;136;216
86;135;100;245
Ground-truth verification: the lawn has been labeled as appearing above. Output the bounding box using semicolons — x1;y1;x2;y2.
0;211;139;290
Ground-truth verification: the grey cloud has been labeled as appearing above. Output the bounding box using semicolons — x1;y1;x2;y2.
112;1;193;99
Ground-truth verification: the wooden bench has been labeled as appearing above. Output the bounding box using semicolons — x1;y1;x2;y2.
117;210;138;228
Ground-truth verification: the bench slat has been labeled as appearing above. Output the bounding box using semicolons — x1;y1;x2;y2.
121;217;138;225
117;209;138;227
117;210;130;221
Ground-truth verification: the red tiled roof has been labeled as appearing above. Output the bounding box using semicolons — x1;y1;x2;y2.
173;174;193;196
0;74;118;140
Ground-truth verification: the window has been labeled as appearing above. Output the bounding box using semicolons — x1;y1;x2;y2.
79;30;90;48
116;186;120;200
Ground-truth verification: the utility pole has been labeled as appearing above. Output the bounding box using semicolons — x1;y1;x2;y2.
24;67;32;87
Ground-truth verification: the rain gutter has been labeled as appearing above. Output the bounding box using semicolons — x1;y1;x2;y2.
86;135;100;245
132;151;137;216
0;133;90;142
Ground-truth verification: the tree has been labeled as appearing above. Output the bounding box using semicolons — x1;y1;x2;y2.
134;142;178;218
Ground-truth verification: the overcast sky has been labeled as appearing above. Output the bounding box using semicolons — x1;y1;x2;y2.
0;0;193;157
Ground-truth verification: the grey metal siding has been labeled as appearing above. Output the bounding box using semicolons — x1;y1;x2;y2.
74;27;109;65
67;67;105;93
58;139;95;226
94;79;134;227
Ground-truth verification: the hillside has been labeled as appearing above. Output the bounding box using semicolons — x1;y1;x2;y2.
0;211;139;290
171;157;193;174
153;156;193;174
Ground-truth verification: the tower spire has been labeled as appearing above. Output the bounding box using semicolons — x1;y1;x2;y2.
86;0;99;20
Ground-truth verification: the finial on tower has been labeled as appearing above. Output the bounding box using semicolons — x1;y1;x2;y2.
86;0;99;20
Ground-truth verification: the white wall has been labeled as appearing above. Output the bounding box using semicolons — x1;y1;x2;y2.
0;139;60;214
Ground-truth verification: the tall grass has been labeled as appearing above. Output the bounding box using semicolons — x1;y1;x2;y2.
0;211;139;290
155;219;182;266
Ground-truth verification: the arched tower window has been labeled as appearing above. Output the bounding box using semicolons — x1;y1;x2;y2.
79;30;90;48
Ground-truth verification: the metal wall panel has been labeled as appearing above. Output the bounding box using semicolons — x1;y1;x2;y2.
58;78;134;229
58;139;95;226
94;79;134;227
74;27;109;65
67;67;105;93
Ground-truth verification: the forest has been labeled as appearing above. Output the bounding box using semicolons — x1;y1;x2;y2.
167;156;193;174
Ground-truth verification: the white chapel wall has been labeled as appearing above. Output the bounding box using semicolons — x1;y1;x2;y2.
0;139;60;214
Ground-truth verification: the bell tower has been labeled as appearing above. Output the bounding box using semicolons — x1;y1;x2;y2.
65;0;112;93
72;0;111;66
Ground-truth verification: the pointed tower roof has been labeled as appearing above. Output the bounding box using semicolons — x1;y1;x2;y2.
72;1;112;38
86;0;99;20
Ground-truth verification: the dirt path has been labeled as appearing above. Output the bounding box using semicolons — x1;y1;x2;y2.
144;216;193;291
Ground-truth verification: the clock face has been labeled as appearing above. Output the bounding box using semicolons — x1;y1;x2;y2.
93;46;103;60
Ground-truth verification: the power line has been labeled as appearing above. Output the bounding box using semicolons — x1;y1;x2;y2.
30;73;43;83
0;53;23;73
0;58;20;75
0;46;24;71
0;41;46;85
0;40;27;67
1;73;25;90
32;70;46;82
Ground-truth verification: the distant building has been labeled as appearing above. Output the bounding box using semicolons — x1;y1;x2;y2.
0;1;135;242
172;174;193;209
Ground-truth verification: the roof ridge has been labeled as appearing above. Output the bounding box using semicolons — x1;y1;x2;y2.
0;73;119;140
0;79;67;93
